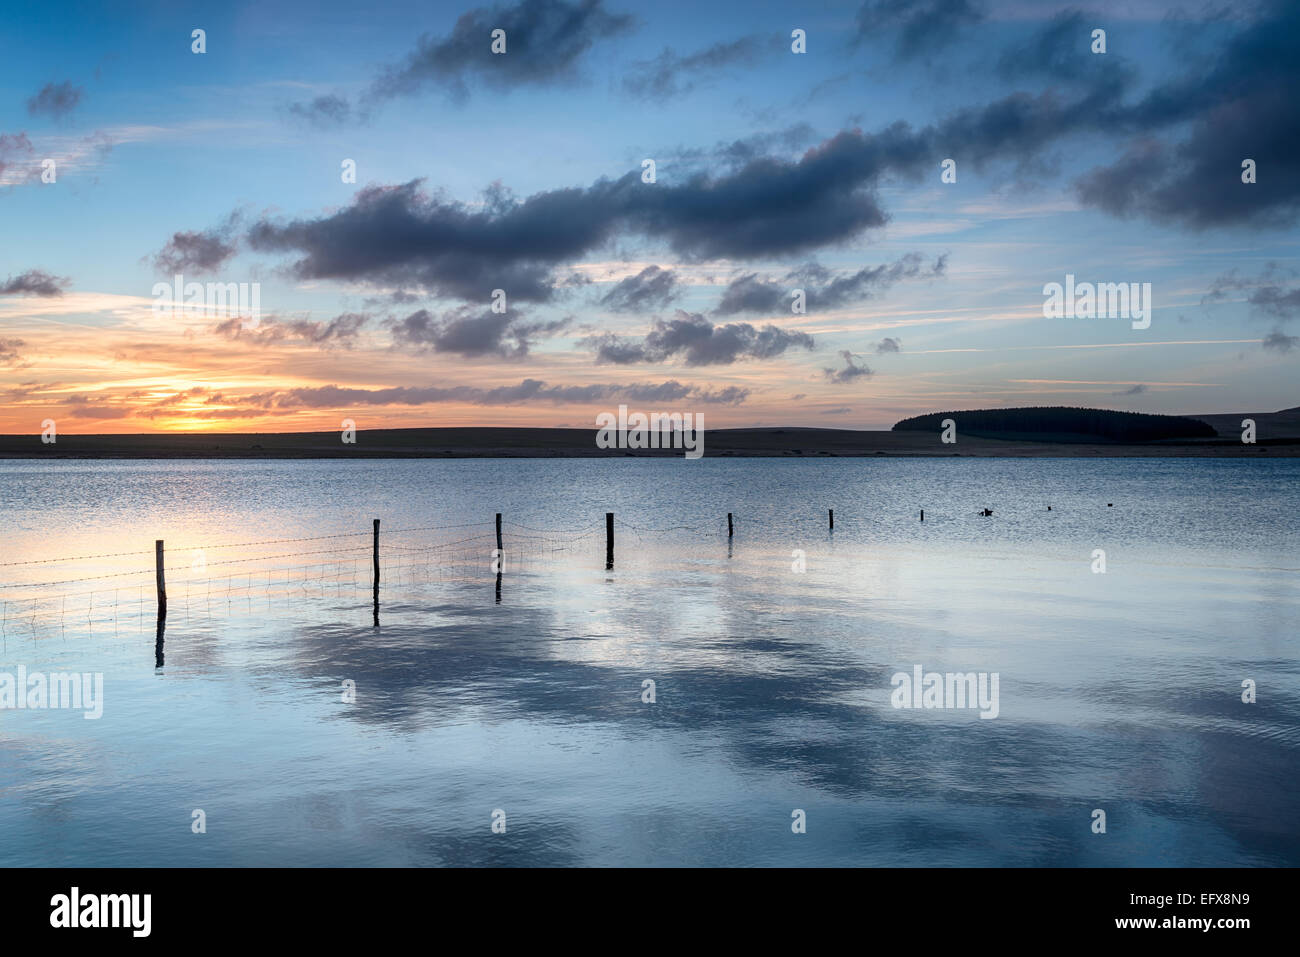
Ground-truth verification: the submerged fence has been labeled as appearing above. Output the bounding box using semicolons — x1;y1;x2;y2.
2;510;790;642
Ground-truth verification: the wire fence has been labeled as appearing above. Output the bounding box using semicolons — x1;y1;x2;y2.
0;507;811;641
0;515;664;641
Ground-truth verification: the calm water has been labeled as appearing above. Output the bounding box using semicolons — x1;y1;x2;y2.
0;457;1296;866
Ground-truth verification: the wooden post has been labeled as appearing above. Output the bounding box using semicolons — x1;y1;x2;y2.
155;540;167;609
920;509;924;522
372;519;380;623
155;608;166;668
828;509;834;530
495;512;503;603
727;513;733;537
605;513;614;569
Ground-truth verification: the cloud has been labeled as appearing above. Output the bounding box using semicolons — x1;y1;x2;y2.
0;338;23;364
178;82;1137;301
220;377;749;410
854;0;983;59
824;350;872;384
1112;384;1148;396
287;94;354;127
588;310;814;365
1204;263;1300;324
1248;284;1300;322
184;8;1300;311
387;306;568;358
0;269;69;297
0;132;35;182
1073;0;1300;228
27;81;84;118
213;312;370;347
597;265;677;312
64;394;131;419
623;35;779;99
193;124;960;301
996;11;1118;84
153;215;242;273
1262;329;1298;353
875;336;902;353
368;0;634;104
665;124;819;172
714;253;945;315
0;129;115;188
234;132;911;301
822;406;853;414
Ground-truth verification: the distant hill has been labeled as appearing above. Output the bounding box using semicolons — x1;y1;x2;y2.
1190;407;1300;439
892;406;1218;442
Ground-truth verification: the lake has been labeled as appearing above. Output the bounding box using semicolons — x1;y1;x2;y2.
0;457;1296;866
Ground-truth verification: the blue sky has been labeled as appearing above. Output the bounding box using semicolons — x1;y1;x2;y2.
0;0;1296;431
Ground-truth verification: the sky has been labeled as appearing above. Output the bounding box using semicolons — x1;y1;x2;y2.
0;0;1297;433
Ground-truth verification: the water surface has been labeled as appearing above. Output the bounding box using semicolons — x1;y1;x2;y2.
0;458;1296;866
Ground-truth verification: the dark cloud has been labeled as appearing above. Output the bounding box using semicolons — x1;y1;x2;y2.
184;4;1300;309
0;338;23;364
287;94;354;127
623;35;779;99
387;306;568;358
822;406;853;414
1204;263;1300;322
180;84;1137;301
598;265;677;312
368;0;634;104
715;253;946;315
0;269;68;297
875;336;901;353
588;310;814;366
1262;329;1298;353
153;216;241;274
855;0;983;59
1113;384;1148;396
663;124;819;173
223;377;748;410
27;81;83;118
824;350;872;384
205;126;952;300
996;11;1118;84
213;312;370;347
1248;285;1300;322
244;180;569;301
1073;0;1300;228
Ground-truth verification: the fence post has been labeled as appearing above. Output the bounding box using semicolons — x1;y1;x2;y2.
920;509;924;522
728;513;733;537
495;512;503;603
155;539;167;610
606;513;614;570
372;519;380;624
829;509;834;531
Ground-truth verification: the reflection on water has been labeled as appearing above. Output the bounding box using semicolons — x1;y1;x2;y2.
0;458;1297;866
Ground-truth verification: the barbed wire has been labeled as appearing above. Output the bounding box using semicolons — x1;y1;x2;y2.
0;547;154;567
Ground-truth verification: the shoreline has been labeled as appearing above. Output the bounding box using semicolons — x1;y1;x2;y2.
1;425;1297;459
